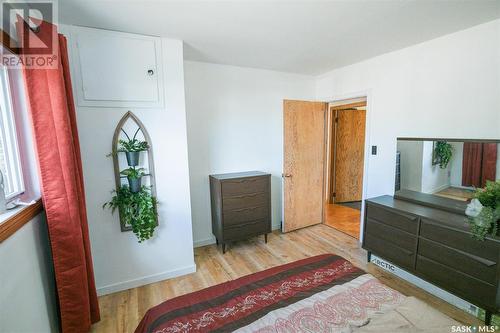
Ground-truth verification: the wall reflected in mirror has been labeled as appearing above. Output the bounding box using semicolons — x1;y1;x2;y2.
396;139;500;202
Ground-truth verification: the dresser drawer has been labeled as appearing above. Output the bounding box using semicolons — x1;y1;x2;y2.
223;192;269;211
420;218;499;263
366;203;418;234
223;205;269;226
418;238;496;285
223;219;270;241
416;255;496;309
364;233;415;270
221;176;269;196
365;218;416;251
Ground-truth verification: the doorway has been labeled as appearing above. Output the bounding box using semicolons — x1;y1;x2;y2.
282;97;368;237
323;99;367;239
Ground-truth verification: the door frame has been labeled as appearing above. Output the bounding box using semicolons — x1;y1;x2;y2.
280;93;371;242
326;101;367;205
322;92;372;243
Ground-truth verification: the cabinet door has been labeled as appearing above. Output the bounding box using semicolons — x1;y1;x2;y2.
71;27;163;108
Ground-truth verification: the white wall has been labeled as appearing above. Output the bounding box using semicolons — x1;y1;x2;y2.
65;27;195;295
397;140;423;192
420;141;450;193
0;214;59;333
449;142;464;187
316;19;500;201
184;61;315;246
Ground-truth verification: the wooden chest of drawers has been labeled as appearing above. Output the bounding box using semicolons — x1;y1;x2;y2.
209;171;272;253
363;194;500;324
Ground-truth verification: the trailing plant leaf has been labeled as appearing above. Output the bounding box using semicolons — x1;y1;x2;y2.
434;141;453;169
474;180;500;208
468;206;497;240
466;180;500;240
120;167;145;180
103;185;158;242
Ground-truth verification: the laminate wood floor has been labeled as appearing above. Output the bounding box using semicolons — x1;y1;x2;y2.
435;186;474;202
324;203;361;239
91;224;481;332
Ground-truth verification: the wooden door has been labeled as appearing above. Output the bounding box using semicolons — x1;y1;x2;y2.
283;100;327;232
334;109;366;202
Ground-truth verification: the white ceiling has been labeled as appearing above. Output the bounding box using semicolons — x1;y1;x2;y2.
59;0;500;75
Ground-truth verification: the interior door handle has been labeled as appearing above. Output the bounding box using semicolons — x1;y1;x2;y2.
282;173;292;178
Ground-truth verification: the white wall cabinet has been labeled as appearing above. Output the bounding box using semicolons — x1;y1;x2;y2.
70;26;164;108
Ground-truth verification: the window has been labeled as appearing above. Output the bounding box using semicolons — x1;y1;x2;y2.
0;66;24;200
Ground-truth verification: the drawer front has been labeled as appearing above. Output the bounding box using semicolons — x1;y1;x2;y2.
416;255;496;309
366;203;418;234
223;205;269;226
363;233;415;270
365;218;416;251
221;176;269;196
420;218;499;262
223;219;270;241
418;238;496;285
223;192;269;211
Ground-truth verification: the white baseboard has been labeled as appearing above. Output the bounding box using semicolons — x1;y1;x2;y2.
193;223;282;248
429;183;451;194
97;264;197;296
194;236;216;248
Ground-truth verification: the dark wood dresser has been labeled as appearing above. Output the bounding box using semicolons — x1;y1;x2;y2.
209;171;271;253
363;191;500;324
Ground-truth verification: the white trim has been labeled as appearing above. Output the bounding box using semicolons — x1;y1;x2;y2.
194;236;216;248
0;66;25;199
96;264;197;296
430;183;451;194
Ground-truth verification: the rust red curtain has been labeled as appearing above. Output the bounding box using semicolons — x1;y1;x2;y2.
17;22;100;332
462;142;497;188
481;143;498;187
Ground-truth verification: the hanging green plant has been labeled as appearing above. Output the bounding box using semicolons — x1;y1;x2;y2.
107;127;150;163
118;138;149;152
433;141;453;169
120;167;146;193
466;180;500;241
103;185;158;242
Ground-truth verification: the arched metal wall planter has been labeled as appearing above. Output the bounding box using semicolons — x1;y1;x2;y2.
112;111;158;231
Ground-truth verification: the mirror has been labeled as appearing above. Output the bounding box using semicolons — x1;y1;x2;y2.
396;139;500;202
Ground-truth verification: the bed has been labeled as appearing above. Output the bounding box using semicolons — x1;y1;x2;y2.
135;254;460;333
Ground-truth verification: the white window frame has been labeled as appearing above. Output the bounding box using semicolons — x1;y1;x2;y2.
0;66;25;200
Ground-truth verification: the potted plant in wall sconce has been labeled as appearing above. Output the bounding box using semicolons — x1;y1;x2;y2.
103;185;158;242
108;128;150;166
119;138;149;166
120;167;146;193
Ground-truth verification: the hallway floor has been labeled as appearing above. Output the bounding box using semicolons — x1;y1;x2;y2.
324;203;360;239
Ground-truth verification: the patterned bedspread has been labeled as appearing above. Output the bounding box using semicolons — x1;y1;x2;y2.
135;254;406;333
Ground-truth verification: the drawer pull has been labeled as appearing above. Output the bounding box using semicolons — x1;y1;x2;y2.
231;205;263;213
229;178;260;184
401;248;413;256
461;251;496;267
226;219;262;229
227;192;266;199
422;237;496;267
